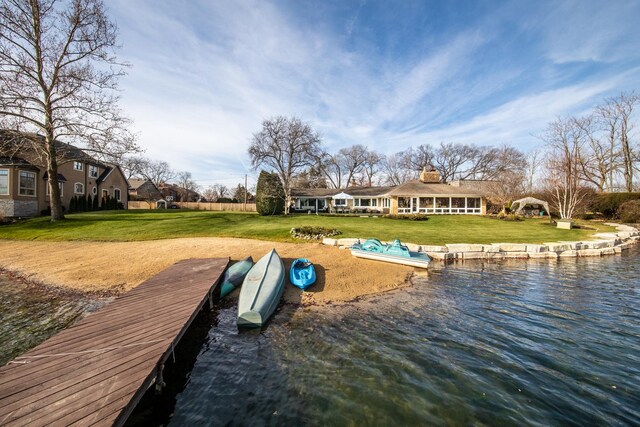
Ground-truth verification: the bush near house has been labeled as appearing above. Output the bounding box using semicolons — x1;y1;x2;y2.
590;192;640;218
619;200;640;223
383;214;429;221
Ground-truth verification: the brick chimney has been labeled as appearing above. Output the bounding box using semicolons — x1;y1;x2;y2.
419;166;440;183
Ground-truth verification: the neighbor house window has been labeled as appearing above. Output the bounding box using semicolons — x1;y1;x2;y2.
92;186;97;195
398;197;410;208
46;181;64;196
0;169;8;195
114;188;121;201
334;198;347;206
19;171;36;196
89;165;99;178
451;198;465;208
73;161;83;171
74;182;85;194
382;198;390;208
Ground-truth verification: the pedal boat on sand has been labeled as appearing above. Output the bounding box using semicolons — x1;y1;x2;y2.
350;239;431;269
237;249;285;328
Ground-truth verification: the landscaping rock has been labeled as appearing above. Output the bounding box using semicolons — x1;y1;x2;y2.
545;243;571;252
446;244;484;253
404;243;421;252
420;245;448;253
559;250;578;257
462;252;485;259
529;252;557;259
526;244;548;253
483;245;501;253
322;238;337;246
337;238;360;247
484;252;505;260
427;252;455;261
577;249;603;257
495;243;528;252
601;248;616;255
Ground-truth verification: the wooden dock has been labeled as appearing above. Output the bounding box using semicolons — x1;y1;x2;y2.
0;257;229;427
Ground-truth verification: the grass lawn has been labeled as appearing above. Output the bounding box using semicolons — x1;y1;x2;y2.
0;210;617;244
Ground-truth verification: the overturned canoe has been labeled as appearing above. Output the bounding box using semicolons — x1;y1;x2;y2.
290;258;316;290
220;256;254;298
237;249;285;328
351;239;431;269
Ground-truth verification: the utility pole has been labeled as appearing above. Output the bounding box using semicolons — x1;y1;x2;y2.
244;174;248;212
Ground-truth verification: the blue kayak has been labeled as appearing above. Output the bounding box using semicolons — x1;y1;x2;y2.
290;258;316;290
220;256;254;298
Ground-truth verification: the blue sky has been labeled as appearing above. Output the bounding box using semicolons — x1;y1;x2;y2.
108;0;640;188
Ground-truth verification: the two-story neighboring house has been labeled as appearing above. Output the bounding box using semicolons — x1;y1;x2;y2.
0;135;129;217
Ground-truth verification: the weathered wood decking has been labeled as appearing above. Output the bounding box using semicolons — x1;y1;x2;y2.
0;257;229;427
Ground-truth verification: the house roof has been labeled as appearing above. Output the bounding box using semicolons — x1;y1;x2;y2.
42;172;68;182
128;178;152;190
0;156;39;170
386;180;485;197
291;185;395;198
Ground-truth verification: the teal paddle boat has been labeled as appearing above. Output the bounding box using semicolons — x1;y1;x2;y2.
351;239;431;269
220;256;254;298
237;249;285;328
289;258;316;290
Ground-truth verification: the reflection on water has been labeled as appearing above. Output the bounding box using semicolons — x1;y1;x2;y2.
162;247;640;426
0;273;97;366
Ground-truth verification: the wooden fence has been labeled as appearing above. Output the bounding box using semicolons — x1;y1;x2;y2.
127;201;256;212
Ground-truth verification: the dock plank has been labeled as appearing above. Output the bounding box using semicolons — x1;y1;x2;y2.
0;257;228;427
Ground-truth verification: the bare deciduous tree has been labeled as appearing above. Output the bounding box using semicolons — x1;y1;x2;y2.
383;152;413;185
0;0;137;220
338;144;368;187
176;171;199;202
541;117;588;219
362;150;383;186
248;116;323;214
603;92;639;191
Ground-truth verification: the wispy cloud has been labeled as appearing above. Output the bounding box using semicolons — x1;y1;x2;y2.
107;0;640;186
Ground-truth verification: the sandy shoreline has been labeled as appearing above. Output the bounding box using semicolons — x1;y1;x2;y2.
0;238;413;305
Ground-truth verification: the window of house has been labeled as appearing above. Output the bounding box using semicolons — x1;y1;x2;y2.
46;181;64;196
334;198;347;206
89;165;99;178
467;198;481;209
92;186;97;195
382;198;390;208
451;198;465;208
0;170;8;195
19;171;36;196
73;161;83;171
435;197;450;208
114;188;121;201
398;197;410;208
75;183;85;194
419;197;434;208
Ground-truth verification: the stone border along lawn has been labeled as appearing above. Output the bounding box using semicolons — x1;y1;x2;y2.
322;223;640;261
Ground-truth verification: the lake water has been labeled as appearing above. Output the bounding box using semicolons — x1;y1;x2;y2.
2;248;639;425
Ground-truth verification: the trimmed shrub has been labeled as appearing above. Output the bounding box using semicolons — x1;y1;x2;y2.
69;196;77;213
590;192;640;218
255;170;285;216
383;214;429;221
92;194;99;210
619;200;640;223
290;226;341;240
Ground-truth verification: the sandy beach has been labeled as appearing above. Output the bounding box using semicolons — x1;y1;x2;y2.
0;238;413;305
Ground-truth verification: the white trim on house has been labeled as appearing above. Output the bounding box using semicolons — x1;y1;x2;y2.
397;196;482;215
73;161;83;171
114;188;121;201
74;182;85;194
92;186;97;195
331;192;353;200
89;165;99;178
46;180;64;197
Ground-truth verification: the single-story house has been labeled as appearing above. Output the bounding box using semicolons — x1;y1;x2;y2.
128;178;162;201
0;134;129;217
291;167;488;215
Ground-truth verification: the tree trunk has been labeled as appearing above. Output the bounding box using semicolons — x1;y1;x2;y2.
45;139;65;221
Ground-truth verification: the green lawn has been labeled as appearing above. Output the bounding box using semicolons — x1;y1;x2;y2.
0;210;617;245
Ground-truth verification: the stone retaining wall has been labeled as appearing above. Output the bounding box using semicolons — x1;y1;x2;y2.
321;223;640;261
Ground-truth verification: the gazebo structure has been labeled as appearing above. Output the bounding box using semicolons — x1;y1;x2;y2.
511;197;550;217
